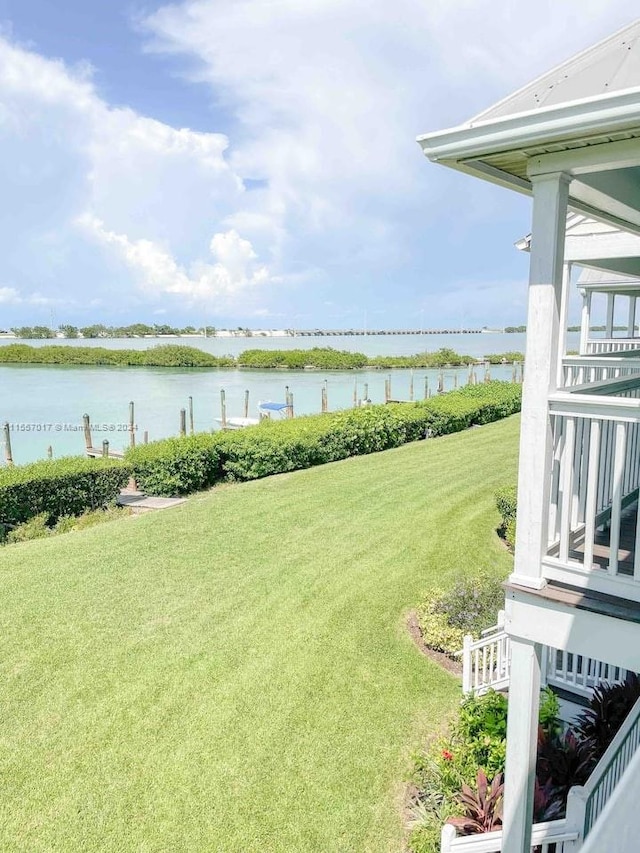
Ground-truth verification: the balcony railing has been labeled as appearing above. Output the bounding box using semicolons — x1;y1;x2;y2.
461;618;628;700
440;820;578;852
546;378;640;600
563;356;640;388
585;338;640;355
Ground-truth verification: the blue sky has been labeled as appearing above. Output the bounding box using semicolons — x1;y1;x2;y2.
0;1;636;330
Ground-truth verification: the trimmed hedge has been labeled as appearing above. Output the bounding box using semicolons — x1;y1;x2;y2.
0;457;131;526
495;484;517;548
126;382;522;496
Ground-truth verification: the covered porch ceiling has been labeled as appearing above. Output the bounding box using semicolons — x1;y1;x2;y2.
516;213;640;278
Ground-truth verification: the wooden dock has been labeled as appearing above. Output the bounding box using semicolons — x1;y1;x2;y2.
85;446;125;460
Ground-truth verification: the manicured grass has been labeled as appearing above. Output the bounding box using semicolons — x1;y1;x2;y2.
0;415;519;852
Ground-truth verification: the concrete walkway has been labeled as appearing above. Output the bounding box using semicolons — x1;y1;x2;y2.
117;490;187;512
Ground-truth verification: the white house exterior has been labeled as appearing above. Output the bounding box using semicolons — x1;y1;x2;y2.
419;19;640;853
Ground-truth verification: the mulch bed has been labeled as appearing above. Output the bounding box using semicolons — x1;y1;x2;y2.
406;610;462;678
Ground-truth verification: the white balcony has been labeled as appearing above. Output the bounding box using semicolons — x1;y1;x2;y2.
545;376;640;601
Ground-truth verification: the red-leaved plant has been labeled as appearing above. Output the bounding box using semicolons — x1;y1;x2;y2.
446;769;504;835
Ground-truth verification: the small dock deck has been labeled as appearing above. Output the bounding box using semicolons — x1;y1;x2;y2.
86;446;126;460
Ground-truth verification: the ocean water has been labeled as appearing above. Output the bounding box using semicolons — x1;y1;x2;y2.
0;332;574;464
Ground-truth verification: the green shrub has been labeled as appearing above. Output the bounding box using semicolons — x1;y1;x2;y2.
0;342;521;372
0;456;131;526
54;506;132;534
416;572;505;657
495;485;517;548
0;343;233;368
126;382;522;496
408;688;557;852
6;513;52;543
125;433;223;496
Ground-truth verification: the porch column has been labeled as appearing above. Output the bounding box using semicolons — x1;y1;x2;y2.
628;296;637;339
556;262;572;387
512;171;571;588
502;638;542;853
606;293;615;338
579;288;591;355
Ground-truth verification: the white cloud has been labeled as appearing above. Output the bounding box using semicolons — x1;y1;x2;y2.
77;213;270;303
0;3;637;326
0;286;21;304
141;0;638;325
0;36;272;318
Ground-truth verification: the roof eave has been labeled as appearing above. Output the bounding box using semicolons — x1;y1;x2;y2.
417;88;640;170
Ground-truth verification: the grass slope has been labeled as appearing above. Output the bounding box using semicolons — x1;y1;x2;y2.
0;416;519;852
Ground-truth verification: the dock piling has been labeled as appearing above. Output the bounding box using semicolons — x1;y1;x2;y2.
3;422;13;466
220;389;227;430
143;430;149;445
409;370;414;402
129;401;136;448
82;414;92;450
244;390;250;419
179;408;187;437
47;445;53;459
287;391;294;418
102;439;109;458
188;396;194;435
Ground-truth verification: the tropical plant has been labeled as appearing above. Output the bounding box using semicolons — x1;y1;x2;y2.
574;674;640;766
446;769;504;835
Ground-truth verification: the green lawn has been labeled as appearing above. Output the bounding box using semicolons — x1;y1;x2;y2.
0;415;519;852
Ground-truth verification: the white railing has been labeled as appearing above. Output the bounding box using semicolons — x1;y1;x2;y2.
546;385;640;600
461;625;627;700
586;338;640;355
566;693;640;841
461;614;509;695
544;649;628;699
440;819;578;852
562;356;640;388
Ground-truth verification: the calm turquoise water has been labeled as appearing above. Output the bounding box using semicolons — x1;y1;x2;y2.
0;332;578;464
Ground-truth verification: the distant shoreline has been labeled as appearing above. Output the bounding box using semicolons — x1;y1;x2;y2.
0;327;511;341
0;343;524;370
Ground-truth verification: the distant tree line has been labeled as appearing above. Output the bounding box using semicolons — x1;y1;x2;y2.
9;324;218;339
0;344;524;371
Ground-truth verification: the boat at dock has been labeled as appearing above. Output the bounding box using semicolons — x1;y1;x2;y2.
215;401;291;430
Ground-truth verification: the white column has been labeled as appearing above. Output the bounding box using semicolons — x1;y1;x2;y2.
556;262;572;388
628;296;637;340
579;288;591;355
512;171;570;588
502;637;542;853
606;293;615;338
